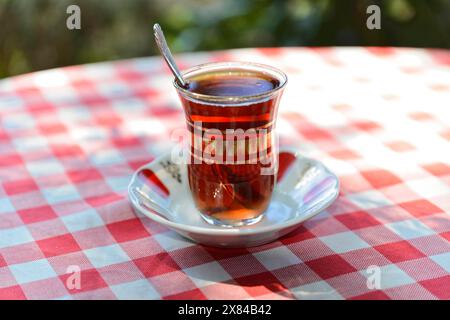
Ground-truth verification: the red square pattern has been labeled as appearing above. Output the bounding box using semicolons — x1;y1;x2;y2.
335;211;381;230
26;101;55;114
106;218;150;243
0;153;23;167
0;128;8;141
374;241;426;263
350;290;390;300
67;168;103;184
0;254;7;268
134;252;180;278
386;141;415;152
409;112;433;121
440;231;450;242
0;286;26;300
299;127;334;141
202;247;250;261
398;199;443;218
50;144;84;158
235;272;287;297
95;113;122;127
440;131;450;141
361;169;402;189
3;178;39;196
329;149;360;160
85;193;123;207
17;205;58;224
37;234;82;257
353;120;381;132
420;276;450;299
112;136;141;148
37;123;67;135
305;255;357;280
59;268;108;294
422;163;450;177
165;288;207;300
280;225;315;244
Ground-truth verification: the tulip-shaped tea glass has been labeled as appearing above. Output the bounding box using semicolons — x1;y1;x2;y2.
174;62;287;227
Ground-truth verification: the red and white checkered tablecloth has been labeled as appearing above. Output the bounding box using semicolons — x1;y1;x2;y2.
0;47;449;300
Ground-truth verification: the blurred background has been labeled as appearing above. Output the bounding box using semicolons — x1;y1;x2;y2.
1;0;450;78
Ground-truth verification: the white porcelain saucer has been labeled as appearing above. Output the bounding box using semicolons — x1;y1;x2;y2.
128;146;339;248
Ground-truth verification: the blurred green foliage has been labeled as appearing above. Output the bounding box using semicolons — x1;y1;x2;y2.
1;0;449;78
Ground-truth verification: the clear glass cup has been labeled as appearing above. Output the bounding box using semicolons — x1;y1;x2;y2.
174;62;287;227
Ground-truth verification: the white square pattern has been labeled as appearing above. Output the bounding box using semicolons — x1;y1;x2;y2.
154;231;195;252
253;247;302;270
84;244;130;268
183;261;232;288
320;231;370;254
292;280;343;300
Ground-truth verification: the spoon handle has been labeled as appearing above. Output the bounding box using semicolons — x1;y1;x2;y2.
132;187;172;221
153;23;187;87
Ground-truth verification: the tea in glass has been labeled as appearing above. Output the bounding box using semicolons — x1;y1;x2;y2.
174;62;287;227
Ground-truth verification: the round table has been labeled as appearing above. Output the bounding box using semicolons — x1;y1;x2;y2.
0;47;449;300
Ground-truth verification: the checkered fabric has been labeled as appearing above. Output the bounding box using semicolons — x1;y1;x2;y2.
0;47;449;300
